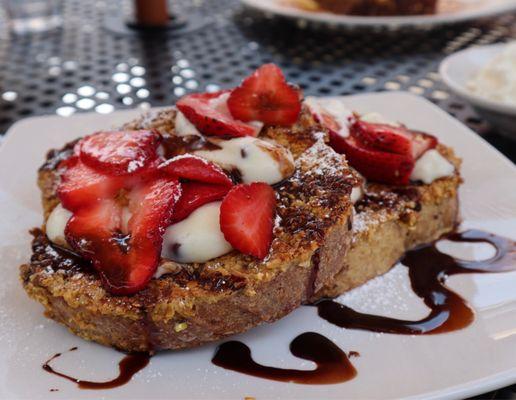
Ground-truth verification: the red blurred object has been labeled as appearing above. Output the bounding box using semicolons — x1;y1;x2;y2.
134;0;169;27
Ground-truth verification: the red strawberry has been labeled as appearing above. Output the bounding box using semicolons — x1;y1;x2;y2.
159;155;233;187
176;91;260;138
330;132;415;186
411;131;438;159
172;182;231;223
352;120;413;156
351;120;438;159
79;130;161;176
220;183;276;259
66;178;182;295
57;157;124;211
65;198;123;260
227;64;302;126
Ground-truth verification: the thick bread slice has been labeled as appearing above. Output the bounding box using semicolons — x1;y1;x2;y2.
21;110;355;352
314;144;461;299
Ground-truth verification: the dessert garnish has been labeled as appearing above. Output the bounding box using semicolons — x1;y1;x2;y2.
307;98;454;186
65;178;182;294
331;119;438;185
176;91;261;138
79;130;161;175
169;182;231;224
227;63;302;126
220;183;276;259
51;65;304;294
159;154;234;187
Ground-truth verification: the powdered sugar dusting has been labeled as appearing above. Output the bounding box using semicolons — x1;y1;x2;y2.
127;157;146;173
336;263;428;319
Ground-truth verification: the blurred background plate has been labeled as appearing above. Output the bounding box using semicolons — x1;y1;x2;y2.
241;0;516;29
440;42;516;139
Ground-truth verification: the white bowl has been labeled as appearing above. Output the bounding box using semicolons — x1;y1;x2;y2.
439;42;516;139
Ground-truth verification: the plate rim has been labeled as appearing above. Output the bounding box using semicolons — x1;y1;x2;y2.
240;0;516;28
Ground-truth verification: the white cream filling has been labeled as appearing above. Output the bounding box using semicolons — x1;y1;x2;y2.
360;112;401;127
351;185;363;204
410;149;455;184
467;41;516;107
46;204;73;247
174;111;201;137
161;201;232;263
195;136;294;184
305;96;353;138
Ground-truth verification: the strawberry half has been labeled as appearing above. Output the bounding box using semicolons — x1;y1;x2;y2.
79;130;161;176
351;120;438;159
331;133;414;186
57;157;124;211
220;183;276;259
228;64;302;126
352;120;413;156
176;91;260;138
159;154;233;187
172;182;231;223
65;198;123;260
65;178;182;295
411;131;438;159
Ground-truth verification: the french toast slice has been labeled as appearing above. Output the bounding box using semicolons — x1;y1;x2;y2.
313;143;461;299
21;108;356;352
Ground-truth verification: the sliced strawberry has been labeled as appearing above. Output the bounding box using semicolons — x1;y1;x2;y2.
220;183;276;259
228;64;301;126
176;91;260;138
330;132;414;186
65;198;123;260
159;155;233;187
127;178;182;235
351;120;439;160
57;157;124;211
411;131;438;159
172;182;231;223
65;178;182;295
352;120;413;156
79;130;161;176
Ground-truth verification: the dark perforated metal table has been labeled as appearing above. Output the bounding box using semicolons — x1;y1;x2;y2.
0;1;515;398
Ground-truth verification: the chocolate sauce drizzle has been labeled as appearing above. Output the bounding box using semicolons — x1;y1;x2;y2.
315;230;516;335
42;347;150;390
41;229;515;389
211;332;356;384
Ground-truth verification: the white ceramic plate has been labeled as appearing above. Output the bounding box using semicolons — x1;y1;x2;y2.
241;0;516;29
440;42;516;138
1;92;516;400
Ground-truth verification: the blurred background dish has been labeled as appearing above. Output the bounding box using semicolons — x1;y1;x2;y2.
1;0;63;34
440;42;516;139
241;0;516;29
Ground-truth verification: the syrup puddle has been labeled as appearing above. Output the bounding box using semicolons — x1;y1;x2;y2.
43;347;150;390
314;230;516;335
212;332;357;385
